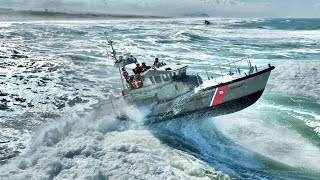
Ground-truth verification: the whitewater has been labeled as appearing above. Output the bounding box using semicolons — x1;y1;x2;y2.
0;18;319;179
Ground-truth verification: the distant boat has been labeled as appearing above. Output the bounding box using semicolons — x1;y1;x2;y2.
204;20;211;25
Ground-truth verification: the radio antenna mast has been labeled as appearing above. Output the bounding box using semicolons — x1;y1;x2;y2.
106;37;126;91
107;39;117;61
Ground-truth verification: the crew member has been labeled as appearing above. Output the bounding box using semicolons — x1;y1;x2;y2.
134;63;142;74
141;62;149;72
153;58;159;68
121;68;129;82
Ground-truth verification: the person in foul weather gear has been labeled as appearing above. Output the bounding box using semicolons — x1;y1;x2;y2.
153;57;160;69
134;63;142;74
122;68;129;83
153;58;159;66
141;62;150;72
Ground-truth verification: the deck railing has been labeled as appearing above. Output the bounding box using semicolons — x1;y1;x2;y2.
192;58;261;85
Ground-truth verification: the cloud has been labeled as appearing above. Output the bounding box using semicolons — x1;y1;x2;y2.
0;0;248;16
200;0;243;5
1;0;319;18
314;3;320;11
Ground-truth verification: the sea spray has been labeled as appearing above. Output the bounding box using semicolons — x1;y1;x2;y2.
0;103;229;179
268;61;320;102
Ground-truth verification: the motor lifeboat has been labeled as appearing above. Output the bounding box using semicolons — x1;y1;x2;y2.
105;40;275;123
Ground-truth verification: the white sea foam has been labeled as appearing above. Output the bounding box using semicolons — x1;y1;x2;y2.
0;128;31;156
0;106;229;180
267;61;320;102
256;100;320;137
257;102;320;121
204;28;320;40
0;22;12;27
214;111;320;172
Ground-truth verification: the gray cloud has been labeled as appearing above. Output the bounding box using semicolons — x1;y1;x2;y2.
0;0;249;16
10;0;319;18
314;3;320;11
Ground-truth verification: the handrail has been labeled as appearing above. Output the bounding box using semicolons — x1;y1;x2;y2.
209;57;251;68
193;57;262;85
122;57;261;91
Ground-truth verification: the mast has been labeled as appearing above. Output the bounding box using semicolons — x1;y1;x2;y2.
107;39;126;91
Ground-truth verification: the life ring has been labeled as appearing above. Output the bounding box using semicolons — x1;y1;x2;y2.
131;77;143;89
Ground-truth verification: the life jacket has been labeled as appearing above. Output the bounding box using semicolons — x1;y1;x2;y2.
153;60;159;66
134;67;141;74
141;64;147;71
122;70;128;78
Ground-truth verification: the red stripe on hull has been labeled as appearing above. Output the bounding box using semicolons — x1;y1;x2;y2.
211;85;229;106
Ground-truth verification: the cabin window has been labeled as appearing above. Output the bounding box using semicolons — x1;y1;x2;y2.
180;68;186;75
172;71;179;79
179;69;186;76
149;77;155;84
162;74;171;81
154;76;162;83
175;85;179;91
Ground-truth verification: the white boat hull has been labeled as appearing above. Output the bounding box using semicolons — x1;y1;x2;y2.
148;66;274;122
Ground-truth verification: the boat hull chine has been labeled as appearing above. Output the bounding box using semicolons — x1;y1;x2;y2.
200;88;264;117
149;89;264;122
148;67;274;123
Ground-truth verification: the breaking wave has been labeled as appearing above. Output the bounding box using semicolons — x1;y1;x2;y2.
0;104;230;180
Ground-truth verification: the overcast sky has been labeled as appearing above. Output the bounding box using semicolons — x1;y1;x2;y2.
1;0;319;18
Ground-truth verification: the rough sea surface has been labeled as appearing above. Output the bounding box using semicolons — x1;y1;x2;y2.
0;18;320;179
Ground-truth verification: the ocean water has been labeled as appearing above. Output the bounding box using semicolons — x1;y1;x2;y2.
0;18;319;179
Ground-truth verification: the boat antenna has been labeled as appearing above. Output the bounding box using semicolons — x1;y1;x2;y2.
105;35;126;91
106;38;117;61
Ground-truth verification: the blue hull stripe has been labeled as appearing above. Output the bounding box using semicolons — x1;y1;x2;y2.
208;88;217;107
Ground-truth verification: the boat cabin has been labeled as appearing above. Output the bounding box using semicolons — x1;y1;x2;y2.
124;63;188;92
120;61;195;104
141;64;187;86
